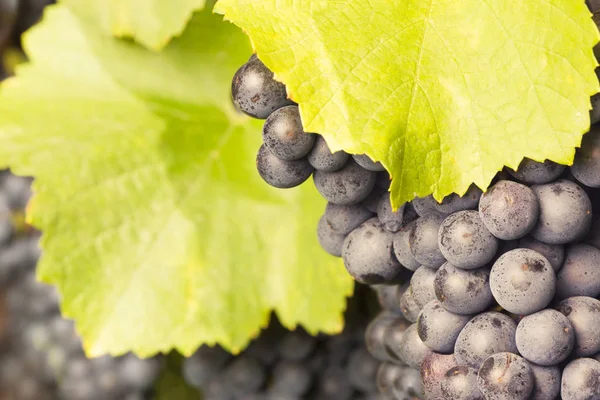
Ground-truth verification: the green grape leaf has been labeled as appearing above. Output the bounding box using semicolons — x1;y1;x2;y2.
60;0;206;50
0;4;353;357
215;0;600;207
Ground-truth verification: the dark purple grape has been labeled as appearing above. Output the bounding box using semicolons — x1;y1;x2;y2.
477;352;534;400
376;193;405;232
410;266;437;308
416;300;471;353
440;366;483;400
352;154;385;172
256;144;313;188
518;236;564;272
373;284;403;315
270;361;312;396
556;244;600;299
409;214;446;269
323;203;374;236
433;184;482;215
454;312;518;369
530;364;561;400
556;296;600;357
508;158;566;184
346;347;378;393
365;312;397;362
307;135;349;172
277;330;315;362
396;323;433;369
313;159;377;205
317;367;353;400
224;355;266;395
398;285;421;323
421;353;459;400
392;221;421;271
382;315;411;364
262;106;315;161
571;125;600;187
434;262;493;315
317;215;345;256
561;358;600;400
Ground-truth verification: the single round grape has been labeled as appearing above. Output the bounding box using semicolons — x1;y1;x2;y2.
556;296;600;357
365;312;398;362
530;180;592;244
477;352;534;400
256;144;313;188
323;203;374;236
392;366;424;399
410;266;437;308
376;363;404;398
317;215;345;257
490;248;556;315
421;352;459;400
518;236;564;272
231;57;293;119
561;358;600;400
413;195;446;217
307;136;349;172
373;284;403;314
556;244;600;299
508;158;566;184
225;355;266;394
433;185;482;215
277;330;316;361
317;367;353;400
352;154;385;171
119;354;163;391
346;347;378;393
416;300;471;353
376;171;391;189
377;193;405;232
262;106;315;161
392;221;421;271
454;312;518;369
398;285;422;323
409;214;447;269
182;346;230;388
440;366;483;400
515;309;574;366
360;185;386;213
530;364;561;400
396;323;433;369
382;315;412;364
313;159;377;205
270;361;312;396
438;210;499;269
571;125;600;187
479;180;540;240
434;262;493;315
342;218;402;284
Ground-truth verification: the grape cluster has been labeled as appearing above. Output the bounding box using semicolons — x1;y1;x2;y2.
0;171;163;400
182;286;399;400
232;47;600;398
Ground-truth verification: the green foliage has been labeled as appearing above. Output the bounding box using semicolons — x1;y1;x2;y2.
60;0;206;50
0;4;353;357
215;0;600;208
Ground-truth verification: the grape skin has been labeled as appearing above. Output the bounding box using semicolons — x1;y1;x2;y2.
256;144;314;189
479;180;539;240
342;218;402;284
365;312;398;362
421;352;459;400
413;195;446;217
561;358;600;400
382;316;412;364
416;300;471;353
518;236;564;272
454;312;518;369
508;158;566;184
317;215;345;257
270;361;312;396
530;180;592;245
434;262;493;315
490;248;556;315
376;193;405;232
477;352;534;400
346;347;379;393
515;309;574;366
323;203;374;236
373;284;404;315
396;323;433;369
313;159;377;205
398;285;422;323
352;154;386;172
392;221;421;271
571;125;600;187
440;366;483;400
409;214;447;269
438;210;499;269
410;266;438;308
529;364;561;400
262;106;316;161
556;244;600;299
433;184;482;215
307;135;349;172
556;296;600;357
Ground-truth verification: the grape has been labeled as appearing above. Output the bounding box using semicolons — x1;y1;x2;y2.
225;355;266;395
395;323;433;369
571;125;600;187
392;221;421;271
382;314;411;363
556;296;600;357
307;136;349;172
392;366;424;399
232;57;293;119
262;106;316;161
585;214;600;250
313;159;377;205
256;144;313;188
204;377;235;400
530;180;592;244
439;366;483;400
352;154;385;172
477;352;534;400
515;309;574;366
361;185;386;213
518;236;564;272
376;193;405;232
373;284;403;315
376;363;404;398
432;184;482;215
270;361;313;396
317;215;345;256
317;367;353;400
508;158;566;184
277;330;316;362
421;353;459;399
346;347;378;393
434;262;493;315
416;300;471;353
438;210;499;269
529;364;561;400
490;248;556;315
324;203;374;236
412;195;445;217
479;180;539;240
365;312;397;362
398;285;421;323
410;266;437;308
119;354;162;391
409;214;446;269
561;358;600;400
556;244;600;299
454;311;518;369
342;218;402;284
592;92;600;124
